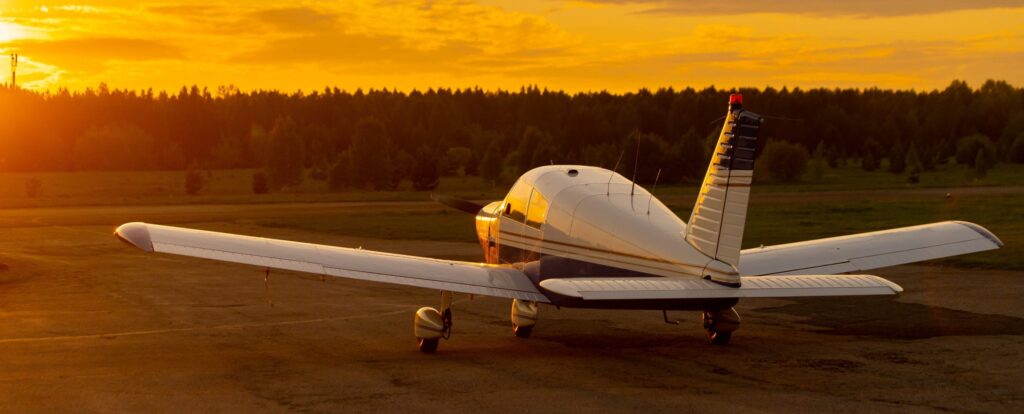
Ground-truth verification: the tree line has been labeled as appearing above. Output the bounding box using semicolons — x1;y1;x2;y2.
1;80;1022;191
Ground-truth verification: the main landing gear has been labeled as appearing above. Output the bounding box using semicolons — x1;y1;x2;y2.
413;294;541;352
702;307;741;345
414;291;453;353
510;299;539;338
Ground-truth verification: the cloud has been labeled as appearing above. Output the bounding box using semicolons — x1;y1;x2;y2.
2;37;184;70
231;31;486;75
575;0;1024;17
231;1;575;74
249;7;341;33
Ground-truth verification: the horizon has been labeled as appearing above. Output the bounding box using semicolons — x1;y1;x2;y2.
4;78;1019;96
1;1;1022;93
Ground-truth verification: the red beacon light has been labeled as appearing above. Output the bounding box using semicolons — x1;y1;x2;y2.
729;93;743;106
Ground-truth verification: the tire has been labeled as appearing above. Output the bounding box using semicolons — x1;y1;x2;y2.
418;337;439;353
707;330;732;345
513;324;533;338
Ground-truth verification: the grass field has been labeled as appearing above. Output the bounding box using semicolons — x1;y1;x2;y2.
2;163;1022;208
1;163;1021;269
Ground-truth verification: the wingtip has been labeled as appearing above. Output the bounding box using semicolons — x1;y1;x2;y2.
953;221;1004;248
114;222;154;252
873;275;904;295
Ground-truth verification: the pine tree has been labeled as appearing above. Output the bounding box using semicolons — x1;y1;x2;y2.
479;141;503;183
411;146;441;191
264;117;304;190
974;148;992;178
184;164;205;195
808;141;827;182
905;145;923;184
888;141;906;173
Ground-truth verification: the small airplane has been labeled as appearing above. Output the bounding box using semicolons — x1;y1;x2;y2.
115;94;1003;352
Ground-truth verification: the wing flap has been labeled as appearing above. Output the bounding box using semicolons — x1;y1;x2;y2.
540;274;901;300
739;221;1002;276
116;222;549;302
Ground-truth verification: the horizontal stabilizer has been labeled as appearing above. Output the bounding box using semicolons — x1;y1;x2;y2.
739;221;1002;276
540;274;902;300
115;222;548;302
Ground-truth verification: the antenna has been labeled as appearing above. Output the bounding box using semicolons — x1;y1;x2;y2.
607;149;625;196
646;168;661;215
10;53;17;88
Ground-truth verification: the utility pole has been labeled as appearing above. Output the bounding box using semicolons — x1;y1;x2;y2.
10;53;17;88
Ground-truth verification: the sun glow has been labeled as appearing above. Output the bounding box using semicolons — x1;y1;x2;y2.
0;21;27;43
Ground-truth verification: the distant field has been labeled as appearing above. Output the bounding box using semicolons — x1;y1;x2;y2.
1;163;1022;208
0;169;506;208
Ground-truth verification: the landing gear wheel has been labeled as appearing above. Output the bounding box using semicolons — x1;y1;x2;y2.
512;324;533;338
702;308;740;345
706;329;732;345
418;337;440;353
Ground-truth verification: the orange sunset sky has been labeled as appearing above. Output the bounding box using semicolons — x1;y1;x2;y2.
0;0;1022;92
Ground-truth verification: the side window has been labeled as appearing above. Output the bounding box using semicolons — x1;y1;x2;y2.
525;190;548;229
503;182;531;223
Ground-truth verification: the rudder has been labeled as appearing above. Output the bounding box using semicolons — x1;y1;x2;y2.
685;94;762;285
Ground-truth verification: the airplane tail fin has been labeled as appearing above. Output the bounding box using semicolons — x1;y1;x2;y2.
685;94;763;285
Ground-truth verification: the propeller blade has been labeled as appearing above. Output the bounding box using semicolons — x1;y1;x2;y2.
431;194;485;215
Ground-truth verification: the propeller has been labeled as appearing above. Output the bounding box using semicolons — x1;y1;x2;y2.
431;194;485;215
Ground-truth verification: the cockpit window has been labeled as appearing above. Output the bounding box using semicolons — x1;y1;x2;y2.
503;181;531;223
525;190;548;229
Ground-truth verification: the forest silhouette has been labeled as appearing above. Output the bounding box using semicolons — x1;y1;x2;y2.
1;80;1022;190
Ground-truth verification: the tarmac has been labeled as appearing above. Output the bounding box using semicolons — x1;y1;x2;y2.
1;221;1022;413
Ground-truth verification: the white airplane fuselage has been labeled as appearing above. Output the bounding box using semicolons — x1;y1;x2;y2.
473;165;739;310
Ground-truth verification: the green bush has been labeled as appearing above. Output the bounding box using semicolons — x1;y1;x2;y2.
252;172;269;194
757;141;809;182
974;149;993;177
1010;133;1024;164
861;139;883;172
328;152;352;192
184;167;204;195
412;146;441;191
24;178;42;198
955;134;997;167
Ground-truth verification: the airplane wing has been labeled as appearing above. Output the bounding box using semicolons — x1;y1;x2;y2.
540;274;902;300
738;221;1002;276
114;222;549;302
